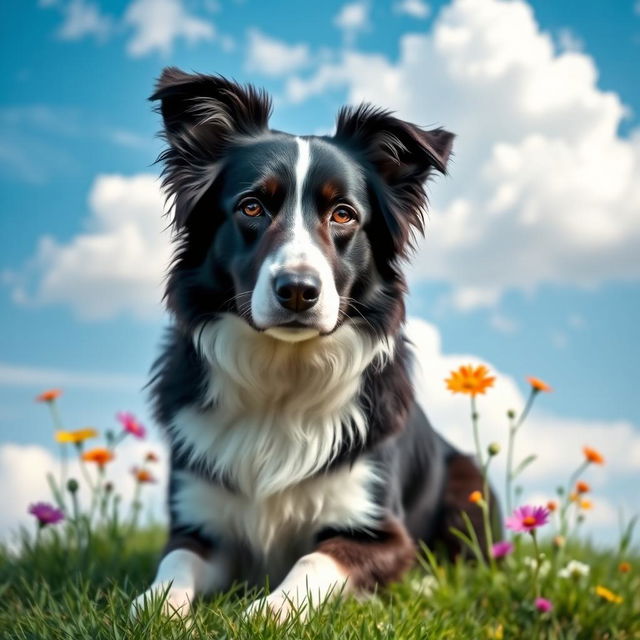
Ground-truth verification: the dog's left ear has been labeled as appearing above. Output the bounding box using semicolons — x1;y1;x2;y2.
150;67;272;227
334;104;454;256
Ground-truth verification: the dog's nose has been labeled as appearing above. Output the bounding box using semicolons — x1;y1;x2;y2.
273;272;321;312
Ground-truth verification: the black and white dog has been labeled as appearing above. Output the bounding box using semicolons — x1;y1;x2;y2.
133;67;495;620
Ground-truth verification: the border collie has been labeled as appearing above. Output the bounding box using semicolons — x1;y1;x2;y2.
132;67;497;621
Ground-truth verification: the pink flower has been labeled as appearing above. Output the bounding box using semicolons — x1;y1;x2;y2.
491;541;514;558
505;505;550;533
535;597;553;613
116;411;146;439
28;502;64;527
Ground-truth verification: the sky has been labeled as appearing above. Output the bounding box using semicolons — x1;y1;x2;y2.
0;0;639;542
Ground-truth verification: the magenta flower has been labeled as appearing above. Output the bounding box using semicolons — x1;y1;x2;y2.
491;540;514;559
505;505;550;533
28;502;64;527
116;411;146;439
535;597;553;613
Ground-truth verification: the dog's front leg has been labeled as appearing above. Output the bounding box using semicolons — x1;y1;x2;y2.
131;537;229;618
245;518;415;622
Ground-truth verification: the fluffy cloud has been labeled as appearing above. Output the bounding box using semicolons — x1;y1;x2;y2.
394;0;430;19
124;0;215;57
56;0;112;41
0;439;168;539
10;174;172;320
1;318;634;541
245;29;311;77
287;0;640;309
334;1;370;44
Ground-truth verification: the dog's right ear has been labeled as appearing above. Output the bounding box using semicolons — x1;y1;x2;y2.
150;67;272;226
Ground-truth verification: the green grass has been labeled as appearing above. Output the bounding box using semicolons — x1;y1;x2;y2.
1;526;638;640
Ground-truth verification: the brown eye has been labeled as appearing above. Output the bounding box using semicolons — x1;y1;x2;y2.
331;206;356;224
241;199;263;217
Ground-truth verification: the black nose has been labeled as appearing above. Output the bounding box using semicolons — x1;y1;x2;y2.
273;272;321;312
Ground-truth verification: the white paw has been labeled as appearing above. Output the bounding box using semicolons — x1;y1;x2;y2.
130;583;194;619
244;590;306;623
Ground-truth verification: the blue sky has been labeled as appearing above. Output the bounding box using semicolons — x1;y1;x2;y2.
1;0;639;537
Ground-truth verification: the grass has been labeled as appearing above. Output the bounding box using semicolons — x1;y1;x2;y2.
1;525;638;640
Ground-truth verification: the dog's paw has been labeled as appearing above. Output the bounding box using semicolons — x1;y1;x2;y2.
244;590;306;623
130;583;194;619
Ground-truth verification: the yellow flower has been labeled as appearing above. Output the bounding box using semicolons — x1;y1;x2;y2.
583;446;605;465
526;376;553;393
579;499;593;510
445;365;495;396
468;490;483;504
82;447;114;468
595;585;623;603
55;428;98;445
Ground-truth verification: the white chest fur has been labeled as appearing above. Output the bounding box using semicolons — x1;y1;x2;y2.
171;461;381;557
168;314;392;498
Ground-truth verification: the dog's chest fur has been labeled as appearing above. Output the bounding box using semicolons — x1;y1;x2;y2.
167;315;391;558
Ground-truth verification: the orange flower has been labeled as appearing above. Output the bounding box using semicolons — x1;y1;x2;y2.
618;562;631;573
445;365;495;396
583;446;605;465
579;499;593;510
55;428;98;445
569;491;578;502
547;500;557;512
468;490;483;504
36;389;62;403
82;447;114;468
576;481;590;494
132;467;156;484
526;376;552;393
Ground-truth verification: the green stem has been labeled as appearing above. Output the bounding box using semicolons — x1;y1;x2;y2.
531;530;542;598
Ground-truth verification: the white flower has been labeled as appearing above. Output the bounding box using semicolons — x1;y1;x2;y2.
523;555;551;577
558;560;590;579
409;574;439;597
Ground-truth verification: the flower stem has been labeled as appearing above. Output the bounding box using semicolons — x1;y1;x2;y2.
531;530;542;598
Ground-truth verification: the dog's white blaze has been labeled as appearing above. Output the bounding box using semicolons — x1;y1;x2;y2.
178;314;394;498
250;138;341;335
245;552;349;620
172;460;381;556
131;548;229;616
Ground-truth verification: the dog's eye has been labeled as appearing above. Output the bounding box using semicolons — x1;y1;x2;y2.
331;206;356;224
240;199;264;217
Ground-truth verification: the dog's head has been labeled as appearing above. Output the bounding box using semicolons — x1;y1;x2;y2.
152;68;453;341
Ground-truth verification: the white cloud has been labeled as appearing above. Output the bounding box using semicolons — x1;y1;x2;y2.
334;1;370;44
0;362;144;391
406;317;640;538
56;0;112;42
245;29;311;77
10;174;172;320
287;0;640;309
394;0;430;19
124;0;215;57
0;439;168;539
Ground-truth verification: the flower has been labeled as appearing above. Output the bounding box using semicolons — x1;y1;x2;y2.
116;411;146;439
28;502;64;527
35;389;62;403
55;428;98;445
523;556;551;577
505;505;550;533
534;597;553;613
82;447;114;468
468;490;483;504
445;365;495;396
583;446;605;465
558;560;590;579
491;541;513;559
579;499;593;510
595;585;623;604
575;481;590;494
132;467;156;484
527;377;553;393
145;451;159;463
618;562;631;573
569;491;578;502
547;500;557;512
487;442;501;456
